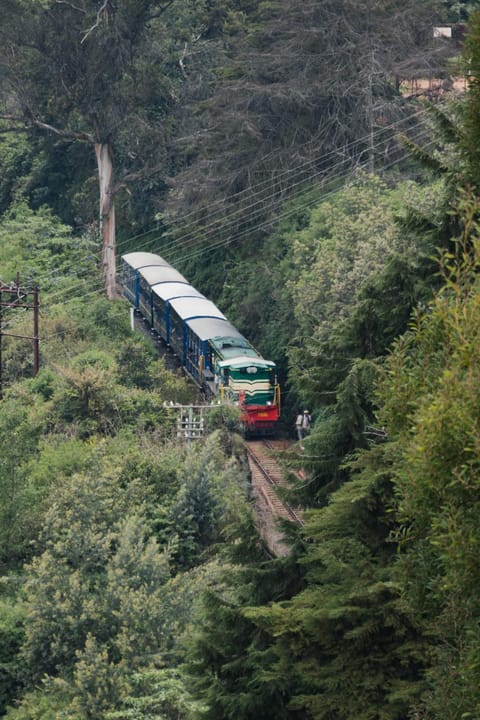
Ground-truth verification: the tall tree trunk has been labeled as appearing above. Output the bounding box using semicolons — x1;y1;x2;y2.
95;142;116;299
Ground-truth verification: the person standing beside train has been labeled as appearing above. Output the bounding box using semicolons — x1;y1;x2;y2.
295;411;303;441
295;409;311;442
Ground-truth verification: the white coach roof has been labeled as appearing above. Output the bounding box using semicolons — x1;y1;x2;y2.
152;282;205;302
122;251;171;270
186;317;243;342
138;265;189;286
169;296;226;321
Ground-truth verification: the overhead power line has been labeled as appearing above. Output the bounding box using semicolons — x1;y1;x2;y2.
3;104;443;344
12;103;435;304
37;125;436;318
126;106;434;259
128;125;436;264
34;131;440;347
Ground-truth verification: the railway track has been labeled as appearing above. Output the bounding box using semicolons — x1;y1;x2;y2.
246;439;303;556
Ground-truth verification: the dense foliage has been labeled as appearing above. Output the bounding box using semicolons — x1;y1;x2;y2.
0;202;253;718
1;2;480;719
379;217;480;719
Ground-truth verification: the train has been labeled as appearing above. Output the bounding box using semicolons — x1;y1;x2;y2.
121;251;281;434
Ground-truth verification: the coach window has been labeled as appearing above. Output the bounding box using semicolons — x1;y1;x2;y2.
124;266;134;287
139;276;149;300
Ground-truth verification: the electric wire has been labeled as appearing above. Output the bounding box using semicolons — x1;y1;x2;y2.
122;136;432;261
111;122;433;264
2;100;444;342
10;101;435;297
32;132;441;345
112;105;430;250
124;124;437;266
6;126;439;342
123;109;435;259
6;101;436;304
5;121;428;318
168;135;440;266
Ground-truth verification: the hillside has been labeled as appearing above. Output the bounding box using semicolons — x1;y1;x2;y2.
1;2;480;719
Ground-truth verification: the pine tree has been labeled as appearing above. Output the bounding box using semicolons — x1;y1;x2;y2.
248;441;428;720
378;204;480;718
188;509;305;720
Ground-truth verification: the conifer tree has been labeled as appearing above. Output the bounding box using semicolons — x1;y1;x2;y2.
247;440;428;720
462;10;480;187
188;509;305;720
377;199;480;719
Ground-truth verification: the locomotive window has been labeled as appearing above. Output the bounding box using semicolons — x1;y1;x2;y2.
246;366;258;374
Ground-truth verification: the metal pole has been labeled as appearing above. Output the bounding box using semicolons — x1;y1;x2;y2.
0;287;3;400
0;280;41;395
33;286;39;375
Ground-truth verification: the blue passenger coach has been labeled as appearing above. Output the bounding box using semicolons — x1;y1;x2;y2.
121;251;280;433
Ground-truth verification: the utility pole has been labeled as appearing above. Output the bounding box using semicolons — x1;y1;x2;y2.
0;278;40;400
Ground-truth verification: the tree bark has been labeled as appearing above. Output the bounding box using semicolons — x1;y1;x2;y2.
95;142;116;299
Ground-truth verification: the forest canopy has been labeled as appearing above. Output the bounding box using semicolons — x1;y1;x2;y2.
1;1;480;719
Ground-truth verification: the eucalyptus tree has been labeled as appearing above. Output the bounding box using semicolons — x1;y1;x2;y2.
0;0;180;297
